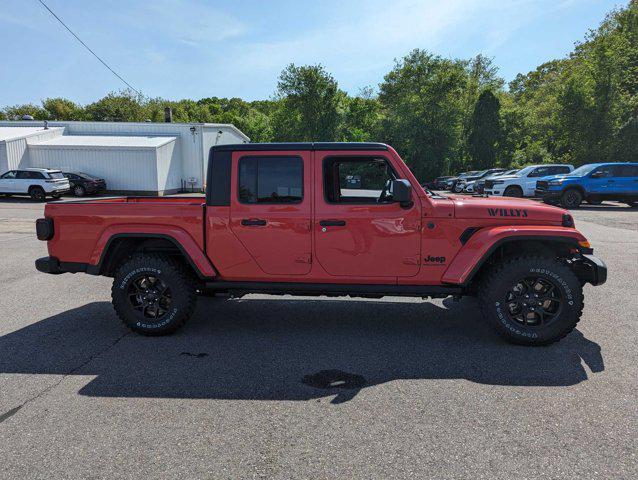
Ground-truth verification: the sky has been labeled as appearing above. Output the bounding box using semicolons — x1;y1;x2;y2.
0;0;624;106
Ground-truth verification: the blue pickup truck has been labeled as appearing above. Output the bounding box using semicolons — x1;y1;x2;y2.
535;162;638;208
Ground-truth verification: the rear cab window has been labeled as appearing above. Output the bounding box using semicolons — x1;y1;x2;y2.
238;156;303;204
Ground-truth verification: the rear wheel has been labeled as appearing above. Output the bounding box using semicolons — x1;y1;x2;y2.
112;254;197;335
478;254;583;346
560;188;582;208
29;186;46;201
503;185;523;197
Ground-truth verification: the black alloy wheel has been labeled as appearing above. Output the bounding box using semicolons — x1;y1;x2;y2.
504;276;562;327
128;275;173;321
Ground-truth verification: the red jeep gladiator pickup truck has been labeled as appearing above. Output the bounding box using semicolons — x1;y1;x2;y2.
35;142;606;345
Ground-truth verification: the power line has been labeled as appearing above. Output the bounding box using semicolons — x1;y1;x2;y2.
36;0;142;96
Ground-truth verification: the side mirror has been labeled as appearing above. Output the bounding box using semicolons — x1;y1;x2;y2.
390;179;413;207
590;171;603;179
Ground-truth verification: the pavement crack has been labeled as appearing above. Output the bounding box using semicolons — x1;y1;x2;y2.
1;331;130;424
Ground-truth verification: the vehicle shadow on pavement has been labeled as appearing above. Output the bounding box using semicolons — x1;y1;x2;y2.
0;297;604;404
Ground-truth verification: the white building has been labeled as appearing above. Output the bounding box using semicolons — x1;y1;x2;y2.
0;121;249;195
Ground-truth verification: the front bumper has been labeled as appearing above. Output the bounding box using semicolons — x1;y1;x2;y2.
575;254;607;286
535;189;561;200
484;189;502;196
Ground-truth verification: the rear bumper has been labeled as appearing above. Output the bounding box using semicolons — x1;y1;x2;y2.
575;254;607;286
35;256;89;275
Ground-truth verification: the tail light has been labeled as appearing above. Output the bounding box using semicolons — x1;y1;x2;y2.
36;218;54;240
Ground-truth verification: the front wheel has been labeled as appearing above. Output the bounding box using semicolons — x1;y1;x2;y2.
112;254;197;335
73;185;86;197
503;186;523;197
478;255;583;346
560;188;582;208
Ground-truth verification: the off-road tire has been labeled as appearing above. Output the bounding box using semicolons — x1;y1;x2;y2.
478;254;584;346
29;186;46;201
560;188;583;208
112;254;197;336
503;185;523;197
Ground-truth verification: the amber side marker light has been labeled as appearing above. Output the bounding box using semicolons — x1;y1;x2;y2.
579;240;591;249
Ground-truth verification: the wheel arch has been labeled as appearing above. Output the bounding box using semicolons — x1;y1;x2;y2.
561;184;586;196
90;232;217;280
441;227;587;287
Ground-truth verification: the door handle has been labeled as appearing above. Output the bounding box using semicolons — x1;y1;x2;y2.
319;219;346;227
241;218;267;226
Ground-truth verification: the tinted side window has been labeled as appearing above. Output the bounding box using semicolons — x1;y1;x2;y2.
18;171;45;179
324;157;396;203
529;167;550;178
238;156;303;204
593;166;614;178
1;171;17;179
615;165;638;177
554;166;572;174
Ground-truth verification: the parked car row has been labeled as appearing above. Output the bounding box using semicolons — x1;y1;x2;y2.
0;168;106;200
427;162;638;209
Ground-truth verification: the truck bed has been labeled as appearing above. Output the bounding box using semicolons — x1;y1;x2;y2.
44;196;207;266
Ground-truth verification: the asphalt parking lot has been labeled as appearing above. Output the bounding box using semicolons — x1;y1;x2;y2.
0;196;636;479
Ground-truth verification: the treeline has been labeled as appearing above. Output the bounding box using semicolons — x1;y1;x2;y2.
2;1;636;181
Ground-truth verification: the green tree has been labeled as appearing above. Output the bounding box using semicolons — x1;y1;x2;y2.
379;49;468;181
42;97;85;120
84;90;146;122
3;103;48;120
271;64;342;141
339;87;382;141
468;90;502;169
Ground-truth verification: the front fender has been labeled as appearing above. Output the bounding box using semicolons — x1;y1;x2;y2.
90;224;217;278
441;225;587;285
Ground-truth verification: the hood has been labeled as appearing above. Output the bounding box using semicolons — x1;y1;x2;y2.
451;195;569;224
488;174;520;181
539;174;579;182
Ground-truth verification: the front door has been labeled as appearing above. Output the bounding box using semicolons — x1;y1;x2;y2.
0;170;17;193
588;165;616;195
229;152;312;275
313;153;422;277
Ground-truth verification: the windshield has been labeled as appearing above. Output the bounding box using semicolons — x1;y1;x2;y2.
569;164;600;177
80;172;99;180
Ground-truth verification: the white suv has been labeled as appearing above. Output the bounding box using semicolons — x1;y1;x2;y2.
484;164;574;197
0;168;70;201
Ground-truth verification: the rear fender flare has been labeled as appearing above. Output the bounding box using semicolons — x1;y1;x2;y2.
89;225;217;279
442;226;586;285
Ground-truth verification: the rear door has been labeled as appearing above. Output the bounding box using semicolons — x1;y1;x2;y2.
615;164;638;194
229;151;312;275
313;152;421;277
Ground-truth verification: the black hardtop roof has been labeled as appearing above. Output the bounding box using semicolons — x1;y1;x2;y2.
211;142;389;152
